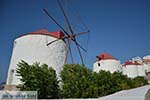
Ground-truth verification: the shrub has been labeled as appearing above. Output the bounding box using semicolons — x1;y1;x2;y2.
16;62;148;98
60;64;94;98
16;60;60;99
60;65;148;98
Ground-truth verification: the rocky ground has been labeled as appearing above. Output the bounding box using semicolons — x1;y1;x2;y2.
145;88;150;100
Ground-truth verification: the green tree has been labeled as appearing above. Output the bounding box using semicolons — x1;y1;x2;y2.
92;71;112;97
110;72;131;91
16;62;148;98
60;65;148;98
91;71;148;97
60;64;94;98
131;76;148;88
16;60;60;99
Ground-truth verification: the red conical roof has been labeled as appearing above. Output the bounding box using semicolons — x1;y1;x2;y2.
96;52;117;60
123;61;141;66
17;29;65;39
31;29;65;38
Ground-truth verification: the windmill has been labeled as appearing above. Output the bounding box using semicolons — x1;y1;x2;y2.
43;0;90;65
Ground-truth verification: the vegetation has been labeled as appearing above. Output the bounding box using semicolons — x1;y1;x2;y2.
91;71;139;97
16;60;60;99
16;61;148;98
61;65;148;98
60;64;94;98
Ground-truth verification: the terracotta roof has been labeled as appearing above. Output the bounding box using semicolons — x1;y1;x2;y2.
17;29;65;39
96;52;117;60
123;61;141;66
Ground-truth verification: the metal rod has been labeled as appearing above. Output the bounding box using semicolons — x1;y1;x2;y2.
43;8;86;51
46;31;89;46
57;0;85;65
64;38;71;64
68;39;74;64
43;9;69;36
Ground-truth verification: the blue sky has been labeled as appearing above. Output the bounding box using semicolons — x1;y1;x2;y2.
0;0;150;83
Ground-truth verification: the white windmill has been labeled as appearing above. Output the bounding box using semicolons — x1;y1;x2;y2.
93;52;122;73
6;0;89;89
6;29;67;85
122;61;145;78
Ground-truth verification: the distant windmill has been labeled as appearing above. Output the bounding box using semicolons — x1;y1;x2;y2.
43;0;90;65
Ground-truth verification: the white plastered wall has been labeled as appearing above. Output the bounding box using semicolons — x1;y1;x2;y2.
93;59;122;73
7;34;66;85
137;65;145;77
122;65;138;78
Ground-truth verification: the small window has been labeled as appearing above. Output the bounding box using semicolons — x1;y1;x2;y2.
11;69;14;73
98;63;100;67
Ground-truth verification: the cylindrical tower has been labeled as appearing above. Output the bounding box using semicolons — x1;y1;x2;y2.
6;29;66;85
137;65;145;77
93;52;122;73
122;61;138;78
